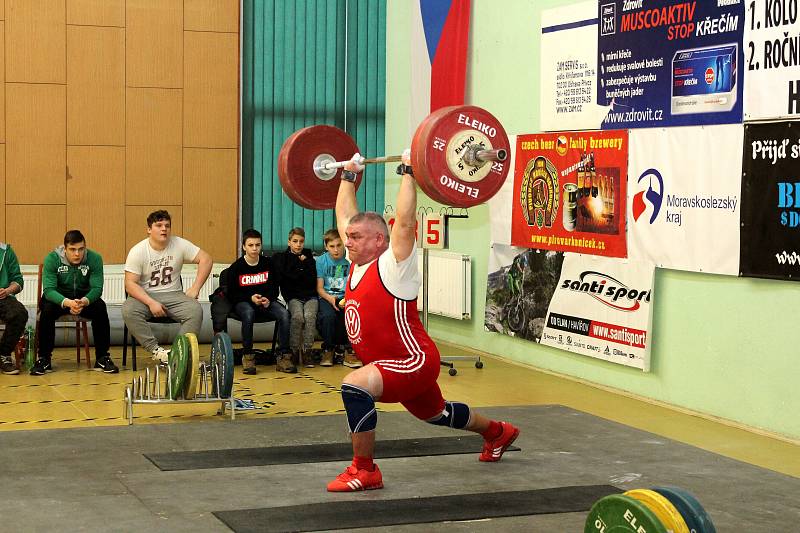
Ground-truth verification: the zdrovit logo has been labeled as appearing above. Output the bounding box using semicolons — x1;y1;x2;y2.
560;271;651;311
632;168;664;224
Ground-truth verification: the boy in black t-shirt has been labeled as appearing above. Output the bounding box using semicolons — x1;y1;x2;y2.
222;229;292;374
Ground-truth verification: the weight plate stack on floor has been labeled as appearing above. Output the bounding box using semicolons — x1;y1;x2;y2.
585;493;668;533
168;335;189;401
653;486;717;533
211;332;235;399
183;332;200;400
625;489;689;533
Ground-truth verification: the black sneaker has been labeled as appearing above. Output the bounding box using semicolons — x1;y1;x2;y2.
94;355;119;373
30;358;52;376
1;355;19;375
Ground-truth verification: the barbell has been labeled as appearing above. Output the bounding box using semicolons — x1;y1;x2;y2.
277;105;511;210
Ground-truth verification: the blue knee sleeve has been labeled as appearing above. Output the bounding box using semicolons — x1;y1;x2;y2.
342;384;377;433
426;401;471;429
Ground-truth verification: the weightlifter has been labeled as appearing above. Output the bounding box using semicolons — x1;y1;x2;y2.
327;150;519;492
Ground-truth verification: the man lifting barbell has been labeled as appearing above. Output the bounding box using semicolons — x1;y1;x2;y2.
325;146;520;492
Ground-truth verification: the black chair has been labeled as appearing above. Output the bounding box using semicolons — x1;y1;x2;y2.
122;316;179;371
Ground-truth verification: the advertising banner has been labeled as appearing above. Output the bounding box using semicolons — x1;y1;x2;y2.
597;0;745;129
744;1;800;120
485;244;654;370
510;130;628;258
540;1;610;131
628;125;742;275
741;121;800;281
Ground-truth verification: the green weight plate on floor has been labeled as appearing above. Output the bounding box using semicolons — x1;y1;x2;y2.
584;494;667;533
653;486;717;533
625;489;689;533
183;333;200;400
169;335;189;400
211;332;234;398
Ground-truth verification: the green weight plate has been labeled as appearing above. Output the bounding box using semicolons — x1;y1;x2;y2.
211;332;234;398
584;494;668;533
625;489;689;533
183;333;201;400
653;486;717;533
169;335;189;400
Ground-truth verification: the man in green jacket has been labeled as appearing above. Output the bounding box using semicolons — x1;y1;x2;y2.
0;242;27;375
31;230;118;375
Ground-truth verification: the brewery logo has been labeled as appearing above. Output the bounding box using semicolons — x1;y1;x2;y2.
556;135;569;156
520;156;559;229
559;270;651;311
632;168;664;224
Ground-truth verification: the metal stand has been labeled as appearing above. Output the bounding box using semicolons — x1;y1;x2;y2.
418;209;483;377
123;362;235;425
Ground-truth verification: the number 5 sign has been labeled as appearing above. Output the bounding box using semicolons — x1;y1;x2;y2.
421;213;446;249
383;212;447;249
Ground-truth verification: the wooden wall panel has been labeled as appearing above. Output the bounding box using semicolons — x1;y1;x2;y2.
6;84;66;204
125;206;183;255
184;32;238;148
66;147;125;263
184;0;239;33
127;0;182;88
6;0;66;83
6;205;66;264
183;148;237;262
126;88;182;205
0;23;5;144
67;0;124;27
67;26;125;146
0;146;5;241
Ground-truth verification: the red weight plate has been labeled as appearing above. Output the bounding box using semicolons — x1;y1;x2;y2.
411;106;510;208
277;125;361;210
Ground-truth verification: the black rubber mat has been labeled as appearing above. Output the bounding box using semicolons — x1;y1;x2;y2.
213;485;620;532
144;435;519;471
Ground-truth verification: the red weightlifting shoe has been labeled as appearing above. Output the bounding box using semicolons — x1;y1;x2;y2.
327;464;384;492
479;421;520;462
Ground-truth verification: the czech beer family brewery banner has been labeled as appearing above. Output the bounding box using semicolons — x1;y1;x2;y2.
485;244;654;371
744;0;800;120
511;130;628;258
597;0;745;129
741;121;800;281
628;125;742;275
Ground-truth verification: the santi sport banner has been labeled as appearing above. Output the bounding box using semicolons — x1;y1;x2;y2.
511;130;628;258
628;125;742;275
484;244;654;371
540;1;610;131
597;0;745;129
744;1;800;120
741;121;800;281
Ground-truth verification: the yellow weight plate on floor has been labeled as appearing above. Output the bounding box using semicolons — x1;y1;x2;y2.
183;333;201;399
625;489;689;533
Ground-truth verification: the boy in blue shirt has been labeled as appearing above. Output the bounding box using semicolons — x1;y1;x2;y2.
315;229;359;367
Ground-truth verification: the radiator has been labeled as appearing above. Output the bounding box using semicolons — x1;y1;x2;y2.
15;267;221;307
417;250;471;320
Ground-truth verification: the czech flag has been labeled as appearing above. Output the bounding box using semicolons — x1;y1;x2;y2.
410;0;471;125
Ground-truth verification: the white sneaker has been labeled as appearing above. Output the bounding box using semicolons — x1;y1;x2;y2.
151;347;170;365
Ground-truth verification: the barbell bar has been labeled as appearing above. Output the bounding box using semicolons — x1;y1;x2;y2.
278;105;511;209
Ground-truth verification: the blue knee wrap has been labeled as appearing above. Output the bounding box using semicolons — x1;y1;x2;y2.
341;384;377;433
426;401;471;429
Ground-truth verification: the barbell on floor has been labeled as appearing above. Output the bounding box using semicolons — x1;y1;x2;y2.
277;105;511;210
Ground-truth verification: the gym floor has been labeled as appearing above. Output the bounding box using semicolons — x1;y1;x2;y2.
1;339;798;531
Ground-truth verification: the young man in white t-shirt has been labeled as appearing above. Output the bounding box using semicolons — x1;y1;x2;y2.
122;210;213;363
